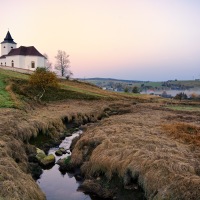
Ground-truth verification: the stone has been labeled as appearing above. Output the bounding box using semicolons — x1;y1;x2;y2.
66;150;71;154
36;148;45;155
55;150;63;156
59;147;67;154
40;154;55;167
57;157;74;173
36;148;46;162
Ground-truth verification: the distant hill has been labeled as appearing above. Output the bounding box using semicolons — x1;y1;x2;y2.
78;77;200;93
79;77;143;83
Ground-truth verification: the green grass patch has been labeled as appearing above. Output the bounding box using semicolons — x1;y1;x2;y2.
142;81;162;87
0;68;30;108
64;156;71;164
166;105;200;112
0;68;29;80
0;73;15;108
12;79;103;101
61;84;108;99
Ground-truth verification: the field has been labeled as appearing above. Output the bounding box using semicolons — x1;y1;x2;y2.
0;68;200;199
83;77;200;92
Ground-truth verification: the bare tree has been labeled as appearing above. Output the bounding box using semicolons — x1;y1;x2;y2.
43;53;52;71
55;50;72;78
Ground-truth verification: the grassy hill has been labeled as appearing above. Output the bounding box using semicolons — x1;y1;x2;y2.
0;68;156;108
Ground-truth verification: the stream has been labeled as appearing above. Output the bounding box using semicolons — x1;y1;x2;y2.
36;130;91;200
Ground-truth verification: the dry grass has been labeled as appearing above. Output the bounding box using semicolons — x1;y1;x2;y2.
71;103;200;199
0;100;116;199
1;68;200;199
162;122;200;146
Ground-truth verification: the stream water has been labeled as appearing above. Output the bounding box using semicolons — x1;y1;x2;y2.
37;130;91;200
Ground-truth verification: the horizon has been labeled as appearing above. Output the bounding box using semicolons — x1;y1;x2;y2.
1;0;200;81
78;77;196;82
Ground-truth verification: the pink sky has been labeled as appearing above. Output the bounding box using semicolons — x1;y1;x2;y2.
1;0;200;81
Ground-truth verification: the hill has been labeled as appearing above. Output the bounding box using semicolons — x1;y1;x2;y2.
81;77;200;95
79;77;142;83
0;68;157;108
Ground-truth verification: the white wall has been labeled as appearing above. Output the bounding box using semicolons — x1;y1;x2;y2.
24;56;46;70
1;43;16;56
5;55;46;70
0;58;6;66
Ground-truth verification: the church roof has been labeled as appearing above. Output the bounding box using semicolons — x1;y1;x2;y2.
7;46;45;57
0;55;6;59
1;31;17;44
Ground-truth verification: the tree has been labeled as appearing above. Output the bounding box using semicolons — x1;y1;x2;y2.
55;50;72;78
124;87;129;93
132;86;139;93
43;53;52;71
174;92;187;101
29;68;59;101
161;91;168;97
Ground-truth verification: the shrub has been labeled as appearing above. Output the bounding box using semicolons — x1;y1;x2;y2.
124;87;129;93
29;68;59;101
132;86;139;93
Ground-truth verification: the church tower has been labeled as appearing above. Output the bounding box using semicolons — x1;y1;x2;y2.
1;31;17;56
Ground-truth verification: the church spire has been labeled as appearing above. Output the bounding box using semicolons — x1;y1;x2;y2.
1;31;16;44
1;31;17;56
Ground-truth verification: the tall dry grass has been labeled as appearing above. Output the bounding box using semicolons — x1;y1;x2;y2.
162;122;200;146
0;99;116;199
71;104;200;199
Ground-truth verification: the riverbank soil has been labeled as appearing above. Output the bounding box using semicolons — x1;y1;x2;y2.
0;99;200;199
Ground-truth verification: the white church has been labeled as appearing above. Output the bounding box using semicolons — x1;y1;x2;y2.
0;31;46;70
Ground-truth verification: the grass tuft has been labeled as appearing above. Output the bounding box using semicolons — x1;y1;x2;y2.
162;122;200;146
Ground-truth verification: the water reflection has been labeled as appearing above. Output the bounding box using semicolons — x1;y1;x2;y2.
37;131;91;200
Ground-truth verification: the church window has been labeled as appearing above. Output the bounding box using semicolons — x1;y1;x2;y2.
3;46;5;48
11;60;14;67
11;47;13;49
0;63;2;66
31;61;35;68
5;62;6;66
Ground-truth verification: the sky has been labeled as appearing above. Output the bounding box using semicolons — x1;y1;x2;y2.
1;0;200;81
